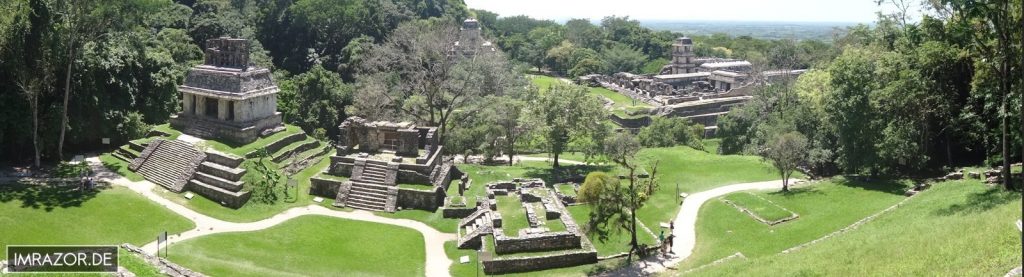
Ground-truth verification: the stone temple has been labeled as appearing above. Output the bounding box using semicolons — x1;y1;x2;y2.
309;117;459;213
170;37;283;144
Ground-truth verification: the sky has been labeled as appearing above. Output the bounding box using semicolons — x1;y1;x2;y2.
463;0;925;23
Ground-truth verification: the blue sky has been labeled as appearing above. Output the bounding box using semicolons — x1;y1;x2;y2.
464;0;926;23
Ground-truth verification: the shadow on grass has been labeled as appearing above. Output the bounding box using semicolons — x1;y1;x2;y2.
766;185;825;198
0;181;107;212
523;164;616;184
833;177;910;196
933;187;1021;216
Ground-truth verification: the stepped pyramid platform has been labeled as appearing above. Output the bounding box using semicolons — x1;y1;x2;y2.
310;116;461;213
130;138;252;208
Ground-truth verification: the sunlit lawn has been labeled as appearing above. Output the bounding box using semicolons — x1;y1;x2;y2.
688;179;1022;276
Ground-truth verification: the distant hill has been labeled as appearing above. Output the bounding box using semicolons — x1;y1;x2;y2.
640;20;857;41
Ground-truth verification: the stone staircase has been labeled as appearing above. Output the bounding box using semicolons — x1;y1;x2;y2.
132;139;206;192
187;153;251;209
335;160;398;212
181;118;217;139
458;208;494;249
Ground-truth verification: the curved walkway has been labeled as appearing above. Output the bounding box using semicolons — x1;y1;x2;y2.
85;157;456;277
607;179;797;275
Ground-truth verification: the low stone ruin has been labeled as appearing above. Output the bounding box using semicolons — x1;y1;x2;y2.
309;117;460;213
455;178;597;274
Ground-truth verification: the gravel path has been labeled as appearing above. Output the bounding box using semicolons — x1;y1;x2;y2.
85;156;456;277
603;179;796;275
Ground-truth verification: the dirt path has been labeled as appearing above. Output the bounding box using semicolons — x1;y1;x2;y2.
603;179;796;275
85;156;456;277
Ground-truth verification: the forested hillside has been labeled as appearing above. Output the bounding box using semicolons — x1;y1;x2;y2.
0;0;467;165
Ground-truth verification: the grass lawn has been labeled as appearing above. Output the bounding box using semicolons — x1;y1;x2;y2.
567;205;658;257
498;195;529;236
376;208;460;234
150;123;182;140
528;74;564;92
590;87;650;109
688;179;1022;276
100;153;144;182
152;151;333;222
679;178;912;270
632;146;787;235
204;125;304;156
555;183;577;198
721;192;794;222
170;215;425;276
0;184;194;259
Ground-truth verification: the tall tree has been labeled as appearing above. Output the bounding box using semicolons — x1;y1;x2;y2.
934;0;1020;189
355;20;520;144
53;0;157;160
528;83;607;167
580;132;660;263
762;132;809;192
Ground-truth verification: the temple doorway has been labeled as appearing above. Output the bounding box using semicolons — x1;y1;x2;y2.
205;98;218;118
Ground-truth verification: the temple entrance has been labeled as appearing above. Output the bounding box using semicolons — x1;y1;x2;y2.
205;97;218;118
227;101;235;121
381;130;398;151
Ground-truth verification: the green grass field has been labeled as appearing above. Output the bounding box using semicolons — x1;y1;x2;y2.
679;178;913;270
99;153;145;182
631;146;786;234
204;125;304;156
688;179;1022;276
0;185;194;259
567;205;657;256
498;195;529;236
721;192;794;222
169;215;426;276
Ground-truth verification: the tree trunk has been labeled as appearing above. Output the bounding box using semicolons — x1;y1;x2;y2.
553;152;560;168
32;94;40;168
782;175;789;192
58;47;74;162
507;151;514;166
1001;61;1011;190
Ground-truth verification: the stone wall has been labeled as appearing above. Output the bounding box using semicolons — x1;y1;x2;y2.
397;187;444;211
205;151;243;168
309;177;343;198
609;114;652;129
246;132;306;158
494;232;581;254
188;182;251;208
482;250;598;275
442;206;477;218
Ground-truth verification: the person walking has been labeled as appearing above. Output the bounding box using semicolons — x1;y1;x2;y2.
659;230;666;257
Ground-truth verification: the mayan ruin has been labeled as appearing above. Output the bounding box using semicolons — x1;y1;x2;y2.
1;0;1020;276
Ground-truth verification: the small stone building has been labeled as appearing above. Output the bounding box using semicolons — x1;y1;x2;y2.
170;37;282;144
309;117;458;213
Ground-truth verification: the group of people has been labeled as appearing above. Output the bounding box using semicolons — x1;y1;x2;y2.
79;176;96;191
659;221;675;257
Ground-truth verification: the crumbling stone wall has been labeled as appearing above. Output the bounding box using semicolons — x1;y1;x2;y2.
309;177;343;198
482;251;598;275
494;232;581;254
397;187;444;211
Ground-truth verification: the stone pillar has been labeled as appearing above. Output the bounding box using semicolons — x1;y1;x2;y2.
196;95;206;117
233;101;243;122
183;93;194;115
218;98;230;121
